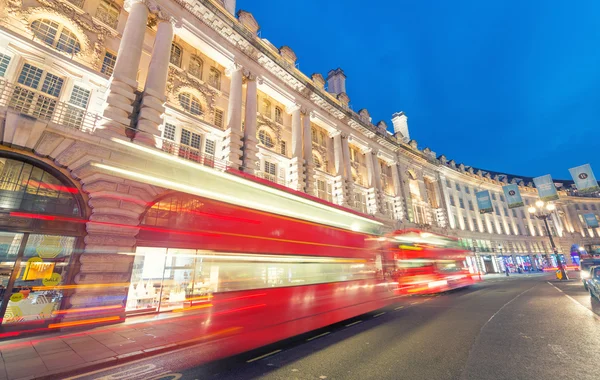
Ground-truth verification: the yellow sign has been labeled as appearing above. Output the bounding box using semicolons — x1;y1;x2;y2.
42;273;62;287
9;293;24;303
36;235;63;259
556;269;563;280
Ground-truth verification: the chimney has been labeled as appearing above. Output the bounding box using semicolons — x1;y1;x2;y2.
326;68;346;95
223;0;236;15
391;112;409;141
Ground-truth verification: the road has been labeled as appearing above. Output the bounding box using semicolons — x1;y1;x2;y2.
65;274;600;380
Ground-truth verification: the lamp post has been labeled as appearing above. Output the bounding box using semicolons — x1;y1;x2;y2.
527;200;569;280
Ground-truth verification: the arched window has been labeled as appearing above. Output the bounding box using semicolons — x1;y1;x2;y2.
189;56;203;79
262;100;271;117
319;132;327;147
30;19;81;54
178;92;202;116
275;106;283;123
208;67;221;90
258;129;275;148
313;153;322;169
311;127;318;143
170;43;182;67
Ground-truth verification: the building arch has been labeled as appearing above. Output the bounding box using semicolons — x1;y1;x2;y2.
25;12;92;58
257;126;277;148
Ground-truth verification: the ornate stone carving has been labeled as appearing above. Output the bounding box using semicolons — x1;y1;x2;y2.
257;114;282;143
8;0;115;69
166;66;218;119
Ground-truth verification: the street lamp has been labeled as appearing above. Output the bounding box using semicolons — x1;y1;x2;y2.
527;201;569;280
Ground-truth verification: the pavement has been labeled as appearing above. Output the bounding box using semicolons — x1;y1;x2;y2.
1;272;597;380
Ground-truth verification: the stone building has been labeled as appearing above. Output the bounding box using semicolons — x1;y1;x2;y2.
0;0;597;332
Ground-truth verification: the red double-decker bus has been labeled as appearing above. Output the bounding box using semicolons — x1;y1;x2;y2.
382;229;480;295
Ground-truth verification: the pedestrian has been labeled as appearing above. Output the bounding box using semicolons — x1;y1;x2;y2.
505;266;510;276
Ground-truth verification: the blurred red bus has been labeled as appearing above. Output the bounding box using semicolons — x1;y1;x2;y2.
383;229;480;295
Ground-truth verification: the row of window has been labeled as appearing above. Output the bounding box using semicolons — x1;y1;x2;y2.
575;203;597;211
169;44;222;90
446;179;508;202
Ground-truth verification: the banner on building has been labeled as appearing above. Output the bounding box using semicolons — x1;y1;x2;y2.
533;174;559;201
569;164;600;194
476;190;493;214
502;184;524;209
583;213;599;228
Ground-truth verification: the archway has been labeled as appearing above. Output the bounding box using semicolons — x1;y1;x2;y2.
0;151;86;330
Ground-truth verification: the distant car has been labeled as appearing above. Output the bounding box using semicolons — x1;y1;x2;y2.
579;259;600;290
589;266;600;304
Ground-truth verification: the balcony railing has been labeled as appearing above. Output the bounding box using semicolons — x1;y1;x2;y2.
0;78;102;132
161;141;224;170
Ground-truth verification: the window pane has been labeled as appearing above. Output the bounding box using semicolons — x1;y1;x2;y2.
180;129;191;146
0;53;10;77
41;73;64;97
17;63;43;89
31;19;59;47
68;86;90;108
163;123;176;141
101;51;117;76
189;57;202;78
170;44;182;67
56;29;81;54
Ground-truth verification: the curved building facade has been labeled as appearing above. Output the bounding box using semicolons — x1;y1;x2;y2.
0;0;597;331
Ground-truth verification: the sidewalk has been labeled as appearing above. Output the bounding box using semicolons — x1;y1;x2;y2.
0;310;221;380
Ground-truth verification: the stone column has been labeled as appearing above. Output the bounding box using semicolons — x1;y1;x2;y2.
135;18;175;146
340;133;353;206
242;72;258;172
223;63;244;168
371;151;383;214
302;110;315;195
99;0;149;138
288;104;304;191
331;131;345;205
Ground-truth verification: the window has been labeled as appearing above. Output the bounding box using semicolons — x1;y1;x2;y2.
459;198;465;209
63;85;90;128
592;204;597;211
465;186;470;194
463;217;468;230
583;204;589;210
67;0;84;7
261;100;271;117
214;109;224;128
503;208;508;216
516;224;522;235
455;183;460;191
189;56;203;79
317;179;332;202
500;195;505;202
449;195;455;206
205;139;216;155
468;200;474;211
512;209;517;217
446;180;451;188
264;160;276;176
472;219;478;232
313;153;322;169
208;67;221;90
575;204;580;210
178;93;202;116
163;123;176;141
10;63;64;121
180;129;202;149
170;43;182;67
279;141;287;156
0;53;10;77
311;127;318;143
495;207;500;216
101;51;117;76
30;19;81;54
491;193;496;201
275;107;283;123
96;0;120;29
320;132;327;147
258;129;275;148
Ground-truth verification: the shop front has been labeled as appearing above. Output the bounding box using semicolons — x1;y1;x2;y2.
0;153;85;332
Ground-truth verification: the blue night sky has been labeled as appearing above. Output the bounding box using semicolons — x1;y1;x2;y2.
237;0;600;180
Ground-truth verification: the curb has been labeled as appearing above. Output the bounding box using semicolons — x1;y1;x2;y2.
17;340;193;380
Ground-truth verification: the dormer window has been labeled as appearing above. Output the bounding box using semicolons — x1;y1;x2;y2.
30;19;81;55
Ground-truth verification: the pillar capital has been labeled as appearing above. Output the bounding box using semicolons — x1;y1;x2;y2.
329;130;341;138
243;69;259;81
286;103;301;115
225;62;243;77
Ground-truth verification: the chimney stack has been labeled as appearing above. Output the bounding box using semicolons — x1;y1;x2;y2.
391;112;409;141
224;0;236;15
326;68;346;95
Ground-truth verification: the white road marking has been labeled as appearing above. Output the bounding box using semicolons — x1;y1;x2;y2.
345;320;362;327
306;331;331;341
373;312;386;318
246;349;282;363
394;306;404;310
90;364;160;380
546;281;600;321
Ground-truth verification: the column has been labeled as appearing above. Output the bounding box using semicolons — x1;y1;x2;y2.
135;18;174;146
341;133;353;206
370;150;383;215
331;131;345;205
242;72;258;172
302;110;315;195
99;1;149;138
223;63;244;167
288;105;303;191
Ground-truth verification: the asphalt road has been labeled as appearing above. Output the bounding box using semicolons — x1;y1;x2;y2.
65;274;600;380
